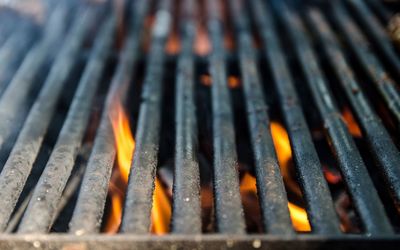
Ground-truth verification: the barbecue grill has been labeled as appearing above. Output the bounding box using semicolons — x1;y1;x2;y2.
0;0;400;249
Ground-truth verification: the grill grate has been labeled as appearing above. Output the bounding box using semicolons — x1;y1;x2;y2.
0;0;400;248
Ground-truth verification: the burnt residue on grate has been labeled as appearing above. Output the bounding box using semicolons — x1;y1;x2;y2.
0;0;400;246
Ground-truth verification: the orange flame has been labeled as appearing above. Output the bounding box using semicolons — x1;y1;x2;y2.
240;172;311;232
151;178;171;234
105;101;171;234
269;122;311;232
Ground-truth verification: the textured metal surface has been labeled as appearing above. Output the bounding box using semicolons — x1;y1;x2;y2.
276;1;393;235
346;0;400;78
171;0;201;234
121;0;173;233
0;0;399;245
17;14;116;234
251;0;341;235
329;1;400;208
0;234;399;250
0;4;69;157
0;6;98;232
206;0;246;234
69;0;149;235
230;0;293;235
0;21;36;96
307;8;400;232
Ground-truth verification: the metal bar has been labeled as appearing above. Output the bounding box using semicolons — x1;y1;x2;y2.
0;234;399;250
346;0;400;78
328;4;400;203
69;0;149;235
5;147;89;233
332;2;400;125
205;0;246;234
0;12;14;47
277;1;394;236
307;7;400;220
17;15;116;234
0;7;97;232
0;21;36;96
0;4;69;157
121;0;173;234
229;0;293;235
171;0;201;234
250;0;341;235
365;0;392;22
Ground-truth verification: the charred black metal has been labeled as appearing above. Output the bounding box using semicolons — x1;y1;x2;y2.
365;0;392;22
307;8;400;224
229;0;293;235
331;2;400;126
0;0;399;245
0;4;69;165
120;0;173;234
0;6;98;232
17;14;116;234
346;0;400;78
1;234;400;250
250;0;341;235
69;0;149;235
0;21;36;96
276;1;394;235
206;0;246;234
171;0;201;234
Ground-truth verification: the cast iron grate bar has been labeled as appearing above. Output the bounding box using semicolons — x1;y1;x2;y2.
307;7;400;228
171;0;202;234
69;0;149;235
346;0;400;79
0;5;99;232
229;0;294;235
276;0;394;235
206;0;246;234
251;0;341;234
0;0;399;243
17;13;116;234
331;1;400;126
121;0;172;233
0;20;36;96
0;3;69;162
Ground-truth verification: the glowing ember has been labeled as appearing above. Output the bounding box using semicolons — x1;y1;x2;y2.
200;74;212;86
228;76;240;89
341;107;362;137
105;100;171;234
199;74;240;89
166;32;180;55
194;27;211;55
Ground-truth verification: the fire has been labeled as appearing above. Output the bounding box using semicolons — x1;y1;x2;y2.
269;122;311;232
270;122;301;197
110;102;135;184
151;178;171;234
105;100;171;234
240;172;311;232
341;107;362;137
